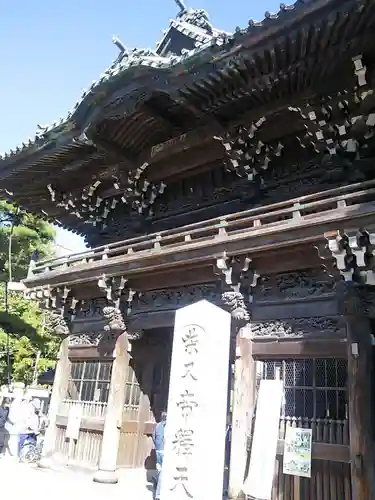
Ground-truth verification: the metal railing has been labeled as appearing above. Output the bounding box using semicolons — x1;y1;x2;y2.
29;179;375;277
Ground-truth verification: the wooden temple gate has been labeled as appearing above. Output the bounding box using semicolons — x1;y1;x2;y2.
53;329;171;470
3;2;375;496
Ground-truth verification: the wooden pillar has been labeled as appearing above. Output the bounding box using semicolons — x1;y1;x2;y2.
344;286;375;500
93;331;129;484
39;337;71;467
228;325;256;500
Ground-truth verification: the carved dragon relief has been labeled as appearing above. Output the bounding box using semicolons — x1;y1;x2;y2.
255;269;336;302
134;283;220;312
250;317;344;339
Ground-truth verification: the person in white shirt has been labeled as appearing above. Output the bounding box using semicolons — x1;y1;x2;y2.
6;395;28;457
17;398;42;456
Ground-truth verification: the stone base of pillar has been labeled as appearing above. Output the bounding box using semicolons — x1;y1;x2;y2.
93;469;119;484
38;456;55;469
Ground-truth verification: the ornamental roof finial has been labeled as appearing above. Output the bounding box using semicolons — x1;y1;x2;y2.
112;35;126;53
174;0;186;14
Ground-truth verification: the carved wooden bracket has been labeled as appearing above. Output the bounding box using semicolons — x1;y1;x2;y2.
325;229;375;284
215;253;260;325
97;276;142;343
97;274;136;313
27;285;83;338
214;118;284;183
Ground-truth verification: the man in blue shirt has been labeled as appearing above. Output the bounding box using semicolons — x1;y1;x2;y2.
152;411;167;499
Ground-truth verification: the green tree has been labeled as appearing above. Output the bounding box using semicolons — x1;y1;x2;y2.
0;200;55;281
0;286;60;385
0;202;59;385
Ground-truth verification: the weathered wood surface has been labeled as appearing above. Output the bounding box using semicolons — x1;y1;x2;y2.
345;297;375;500
252;339;347;359
40;338;71;462
94;332;129;483
229;330;256;499
25;181;375;288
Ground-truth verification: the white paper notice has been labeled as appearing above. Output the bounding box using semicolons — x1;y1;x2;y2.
244;379;284;500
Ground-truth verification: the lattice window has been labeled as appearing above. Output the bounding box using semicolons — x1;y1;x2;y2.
68;360;112;403
257;359;347;420
124;359;142;407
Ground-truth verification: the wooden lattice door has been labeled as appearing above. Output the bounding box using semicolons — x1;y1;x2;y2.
117;330;171;468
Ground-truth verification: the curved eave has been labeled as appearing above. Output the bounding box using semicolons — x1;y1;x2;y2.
0;0;359;171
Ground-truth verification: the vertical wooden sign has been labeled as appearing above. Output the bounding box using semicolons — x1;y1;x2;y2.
160;300;232;500
244;379;284;500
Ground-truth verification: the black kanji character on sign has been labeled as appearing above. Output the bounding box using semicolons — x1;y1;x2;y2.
181;326;199;355
172;428;194;456
177;389;198;418
182;361;197;381
170;466;193;498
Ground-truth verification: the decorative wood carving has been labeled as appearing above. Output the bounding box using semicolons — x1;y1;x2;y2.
75;298;107;318
102;306;126;333
221;291;249;323
49;310;72;338
250;317;343;339
255;269;336;302
68;333;103;346
69;298;142;347
85;152;373;248
215;253;260;325
29;285;82;338
133;283;220;313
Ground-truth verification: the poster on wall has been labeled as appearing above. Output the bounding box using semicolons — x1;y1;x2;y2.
66;405;83;440
283;427;312;478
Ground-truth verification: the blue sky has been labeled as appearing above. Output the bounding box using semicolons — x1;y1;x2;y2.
0;0;280;253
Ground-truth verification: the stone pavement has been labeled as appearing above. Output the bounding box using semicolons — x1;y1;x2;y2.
0;458;154;499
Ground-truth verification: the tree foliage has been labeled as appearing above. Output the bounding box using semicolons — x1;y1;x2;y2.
0;200;55;281
0;202;59;385
0;286;60;385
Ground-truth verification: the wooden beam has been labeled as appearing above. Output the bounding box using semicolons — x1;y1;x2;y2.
68;345;115;361
276;440;350;463
56;415;105;433
90;134;136;169
252;339;347;359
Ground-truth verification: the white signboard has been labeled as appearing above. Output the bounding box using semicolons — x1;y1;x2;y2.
160;300;232;500
66;405;83;440
244;379;284;500
283;427;312;478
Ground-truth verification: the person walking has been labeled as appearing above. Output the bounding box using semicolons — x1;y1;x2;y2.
17;398;42;456
6;394;27;457
152;411;167;500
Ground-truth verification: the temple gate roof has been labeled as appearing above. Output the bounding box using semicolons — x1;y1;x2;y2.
0;0;374;245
